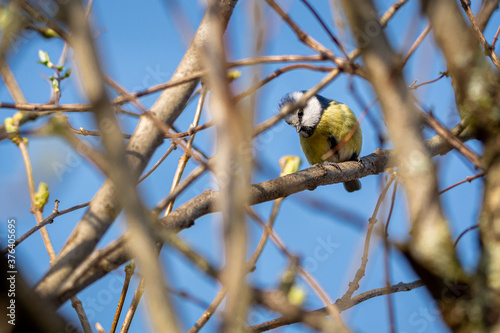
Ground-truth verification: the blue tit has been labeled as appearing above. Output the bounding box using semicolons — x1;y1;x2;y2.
279;91;363;192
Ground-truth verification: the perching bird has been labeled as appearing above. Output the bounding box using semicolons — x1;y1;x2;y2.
279;91;363;192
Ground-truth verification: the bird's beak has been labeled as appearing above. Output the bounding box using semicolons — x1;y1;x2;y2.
296;125;302;133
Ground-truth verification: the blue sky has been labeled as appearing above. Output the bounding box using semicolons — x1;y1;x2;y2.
1;0;497;332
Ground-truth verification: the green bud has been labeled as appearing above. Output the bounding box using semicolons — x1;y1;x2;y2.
12;112;23;123
36;27;60;39
287;286;306;306
51;77;60;92
63;68;72;79
34;182;50;209
4;117;16;133
227;70;241;82
4;116;26;145
279;155;302;176
37;50;53;68
125;259;136;275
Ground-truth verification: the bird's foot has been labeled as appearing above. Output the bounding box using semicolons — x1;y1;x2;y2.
324;161;342;172
357;156;365;170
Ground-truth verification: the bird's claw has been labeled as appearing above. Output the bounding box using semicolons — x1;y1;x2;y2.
357;157;365;170
324;161;342;172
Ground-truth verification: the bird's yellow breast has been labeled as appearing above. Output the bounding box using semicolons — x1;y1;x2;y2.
299;102;362;165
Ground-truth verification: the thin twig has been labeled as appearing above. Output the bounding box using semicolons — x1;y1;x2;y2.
234;64;335;102
338;174;396;304
408;74;446;90
403;24;432;66
439;172;485;195
383;177;399;333
120;278;145;333
247;208;347;331
168;121;214;139
18;139;92;333
298;0;349;59
71;297;93;333
492;24;500;50
0;58;27;103
165;87;207;215
67;124;132;139
153;164;208;216
460;1;500;70
187;287;228;333
454;225;479;248
17;141;56;260
1;201;90;254
419;110;485;170
21;2;69;40
95;322;106;333
264;0;332;58
110;260;135;333
138;143;177;184
348;0;411;60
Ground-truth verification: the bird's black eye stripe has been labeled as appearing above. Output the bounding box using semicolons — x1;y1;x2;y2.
298;109;304;118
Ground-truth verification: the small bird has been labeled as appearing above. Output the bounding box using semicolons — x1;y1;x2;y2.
279;91;363;192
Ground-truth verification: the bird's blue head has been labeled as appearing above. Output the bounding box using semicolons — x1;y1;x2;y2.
279;91;327;138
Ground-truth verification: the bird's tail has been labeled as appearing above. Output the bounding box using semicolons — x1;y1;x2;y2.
343;180;361;192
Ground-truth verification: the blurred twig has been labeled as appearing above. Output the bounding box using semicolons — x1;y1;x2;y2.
298;0;349;59
205;0;251;329
402;24;431;66
338;174;396;305
247;208;346;331
383;177;399;333
476;0;500;31
459;1;500;70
